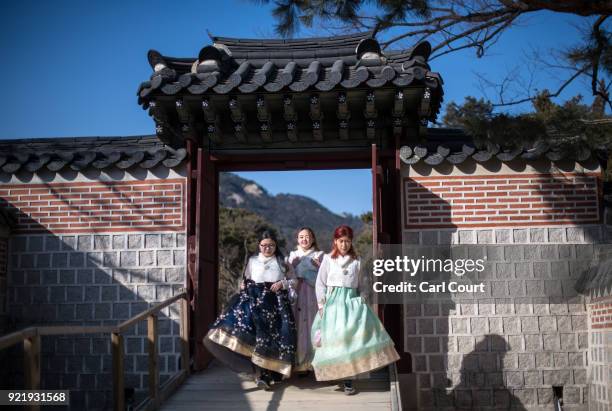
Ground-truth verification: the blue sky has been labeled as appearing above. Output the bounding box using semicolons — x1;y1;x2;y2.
0;1;598;215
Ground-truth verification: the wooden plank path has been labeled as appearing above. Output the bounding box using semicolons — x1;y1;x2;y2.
161;362;393;411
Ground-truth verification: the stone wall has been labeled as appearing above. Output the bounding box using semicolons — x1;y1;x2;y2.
401;226;606;411
587;296;612;410
0;169;188;410
400;160;605;411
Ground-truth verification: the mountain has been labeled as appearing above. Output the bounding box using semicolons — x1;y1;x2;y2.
219;172;365;249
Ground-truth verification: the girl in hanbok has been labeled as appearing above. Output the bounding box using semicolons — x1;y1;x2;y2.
286;227;324;373
204;231;297;390
311;225;400;395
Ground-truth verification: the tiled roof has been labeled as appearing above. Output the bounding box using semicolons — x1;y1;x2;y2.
400;129;598;165
137;32;443;120
0;136;187;174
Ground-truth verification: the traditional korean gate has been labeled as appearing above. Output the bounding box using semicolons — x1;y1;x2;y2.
137;31;443;376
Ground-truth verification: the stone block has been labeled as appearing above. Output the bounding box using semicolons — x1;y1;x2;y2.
524;335;542;351
573;369;586;385
173;250;185;266
489;317;503;334
518;353;535;370
505;371;523;387
529;228;546;243
101;285;117;301
451;318;467;334
28;236;44;252
520;316;539;333
419;319;434;334
471;317;489;335
94;235;111;250
477;230;493;244
44;236;60;251
112;303;130;320
538;316;557;332
495;230;512;244
157;250;173;266
112;235;125;250
504;246;523;261
458;230;475;244
457;336;475;353
75;303;93;320
77;236;92;251
547;228;564;243
85;286;100;302
571;315;587;331
514;263;531;279
77;269;93;284
486;246;504;261
94;268;111;284
102;252;118;267
52;253;68;268
119;285;137;301
503;317;521;335
538;388;553;404
523;371;541;386
543;369;571;385
533;262;550;278
164;267;180;284
66;286;83;302
36;253;51;268
543;334;561;351
137;285;156;301
568;352;584;367
139;251;154;267
566;227;584;242
406;337;421;353
145;234;160;248
128;235;142;249
525;280;544;297
514;229;529;243
560;333;577;350
120;251;137;267
61;236;75;251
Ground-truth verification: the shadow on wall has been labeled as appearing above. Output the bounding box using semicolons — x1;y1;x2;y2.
2;230;187;410
402;161;605;410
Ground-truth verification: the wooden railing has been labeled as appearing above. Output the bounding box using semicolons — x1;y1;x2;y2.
0;290;190;411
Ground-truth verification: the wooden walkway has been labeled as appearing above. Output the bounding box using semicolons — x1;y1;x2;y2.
160;362;394;411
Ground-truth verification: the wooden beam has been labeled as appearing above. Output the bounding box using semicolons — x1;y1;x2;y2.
114;293;185;333
309;94;323;141
148;315;160;409
180;294;190;373
24;333;41;411
202;98;220;143
112;332;125;411
337;92;350;140
364;91;378;139
283;95;298;142
0;327;37;350
256;96;272;142
229;97;246;142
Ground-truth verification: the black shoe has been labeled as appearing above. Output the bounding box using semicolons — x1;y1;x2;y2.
256;377;271;391
343;380;356;395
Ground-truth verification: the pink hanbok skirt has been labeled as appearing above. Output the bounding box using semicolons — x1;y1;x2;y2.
292;279;318;371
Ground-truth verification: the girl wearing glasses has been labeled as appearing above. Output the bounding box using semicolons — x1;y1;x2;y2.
205;230;297;390
286;227;324;373
311;225;399;395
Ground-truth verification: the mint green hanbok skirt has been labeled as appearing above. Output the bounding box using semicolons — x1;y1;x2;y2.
311;287;400;381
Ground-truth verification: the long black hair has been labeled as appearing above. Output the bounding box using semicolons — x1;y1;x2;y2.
296;226;319;251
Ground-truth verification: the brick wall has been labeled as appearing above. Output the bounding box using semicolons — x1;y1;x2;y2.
0;179;185;234
404;173;600;228
1;174;188;410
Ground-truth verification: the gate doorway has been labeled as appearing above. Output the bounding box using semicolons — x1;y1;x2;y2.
185;144;410;374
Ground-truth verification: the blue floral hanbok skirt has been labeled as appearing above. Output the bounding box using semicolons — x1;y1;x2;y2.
204;280;296;376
